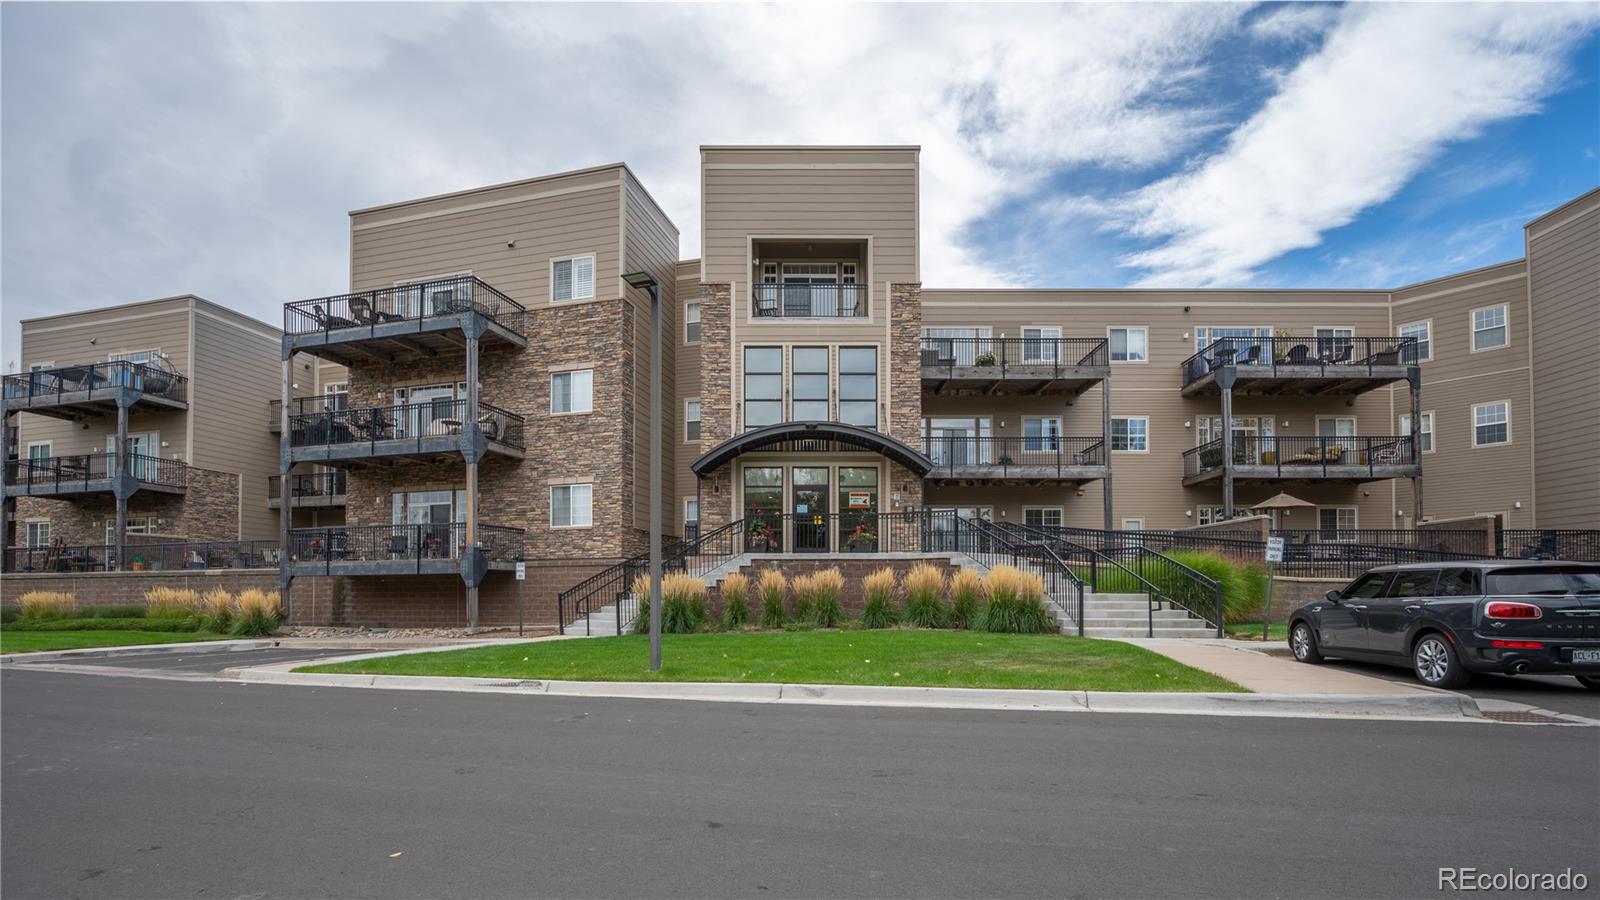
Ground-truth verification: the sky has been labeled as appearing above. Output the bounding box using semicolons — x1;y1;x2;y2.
3;2;1598;369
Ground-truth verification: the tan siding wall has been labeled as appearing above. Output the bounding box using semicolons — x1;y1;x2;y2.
621;169;682;534
1526;191;1600;529
674;261;704;518
189;309;282;539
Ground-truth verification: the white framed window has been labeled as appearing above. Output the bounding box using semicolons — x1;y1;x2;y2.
791;346;830;421
1108;327;1148;363
1472;401;1510;447
1111;416;1149;452
837;346;878;429
1024;507;1063;528
108;349;161;366
1020;326;1061;363
1316;417;1357;439
1399;320;1432;363
683;498;699;524
1121;518;1144;531
1198;506;1271;527
24;521;50;548
550;484;593;528
551;255;595;303
550;370;593;415
28;361;55;372
106;516;161;543
1317;507;1358;540
1471;304;1508;352
26;441;52;462
1400;411;1435;454
743;346;783;430
1022;416;1062;452
394;272;472;317
685;398;701;442
323;382;348;411
1313;327;1355;362
684;301;701;344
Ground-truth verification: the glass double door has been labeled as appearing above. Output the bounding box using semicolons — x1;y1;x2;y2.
742;464;881;553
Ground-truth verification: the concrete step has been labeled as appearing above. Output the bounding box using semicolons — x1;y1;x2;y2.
1082;626;1219;638
1082;615;1202;627
1085;593;1150;602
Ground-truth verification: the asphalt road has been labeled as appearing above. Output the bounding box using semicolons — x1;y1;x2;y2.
1311;656;1600;719
5;666;1598;899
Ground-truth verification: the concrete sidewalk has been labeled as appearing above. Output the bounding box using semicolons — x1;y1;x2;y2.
1115;638;1437;695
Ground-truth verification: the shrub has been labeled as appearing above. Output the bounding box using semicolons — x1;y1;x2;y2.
200;589;235;634
757;569;788;628
902;563;949;628
1161;551;1269;624
18;591;75;620
720;572;750;628
145;587;202;620
3;616;199;633
790;572;817;624
807;568;845;627
0;607;18;624
859;567;898;628
230;589;281;637
948;568;984;629
78;604;147;619
977;565;1054;634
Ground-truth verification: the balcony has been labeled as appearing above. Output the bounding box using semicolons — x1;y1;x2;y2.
287;400;525;465
267;472;347;509
286;523;524;577
268;396;340;434
2;360;188;421
283;276;527;365
1182;435;1420;486
920;337;1110;397
4;452;187;498
922;435;1108;484
751;283;868;319
3;539;280;573
1181;336;1418;397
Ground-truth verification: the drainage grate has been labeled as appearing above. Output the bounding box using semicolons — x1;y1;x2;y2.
1481;710;1568;725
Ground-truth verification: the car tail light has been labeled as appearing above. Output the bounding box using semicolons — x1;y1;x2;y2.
1491;639;1544;649
1485;601;1542;619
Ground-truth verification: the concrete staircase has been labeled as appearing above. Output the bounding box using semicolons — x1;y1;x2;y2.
1074;593;1217;639
561;603;632;637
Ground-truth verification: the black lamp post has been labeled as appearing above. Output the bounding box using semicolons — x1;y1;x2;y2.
622;270;664;672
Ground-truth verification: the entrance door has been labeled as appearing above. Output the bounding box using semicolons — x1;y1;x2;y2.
109;432;158;481
781;263;839;316
743;467;783;552
791;467;830;552
838;467;880;552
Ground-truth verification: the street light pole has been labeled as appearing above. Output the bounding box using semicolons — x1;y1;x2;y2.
623;272;664;672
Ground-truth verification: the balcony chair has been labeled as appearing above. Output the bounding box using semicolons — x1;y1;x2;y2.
478;412;505;442
1368;346;1402;366
389;533;410;559
1284;344;1312;365
311;304;356;330
1324;343;1354;365
361;408;395;441
1237;344;1262;366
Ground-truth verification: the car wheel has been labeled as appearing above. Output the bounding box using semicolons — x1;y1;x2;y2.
1413;633;1470;689
1289;621;1323;664
1577;675;1600;691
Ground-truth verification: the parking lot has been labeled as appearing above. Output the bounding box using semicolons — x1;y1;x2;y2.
1315;657;1599;719
14;646;356;676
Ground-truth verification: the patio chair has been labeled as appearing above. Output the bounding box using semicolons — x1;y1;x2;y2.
389;533;410;558
311;303;356;329
349;294;376;325
1238;344;1262;365
478;412;503;441
1325;343;1353;365
363;408;395;441
1369;346;1401;366
1284;344;1312;365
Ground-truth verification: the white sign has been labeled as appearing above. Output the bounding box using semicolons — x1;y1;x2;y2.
1265;536;1285;563
514;562;526;581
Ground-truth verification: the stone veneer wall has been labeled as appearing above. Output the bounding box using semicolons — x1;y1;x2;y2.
11;466;242;547
888;282;926;511
1;568;277;607
696;283;734;530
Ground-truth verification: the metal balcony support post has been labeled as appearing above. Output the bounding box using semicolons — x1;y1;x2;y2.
1409;367;1424;523
279;351;293;604
464;330;481;629
1101;373;1114;530
1217;368;1236;519
114;401;129;571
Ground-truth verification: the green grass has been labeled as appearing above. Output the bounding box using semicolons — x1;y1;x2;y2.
1226;622;1289;642
301;630;1246;692
1;630;231;654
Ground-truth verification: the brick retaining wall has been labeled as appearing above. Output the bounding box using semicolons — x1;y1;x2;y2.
1;568;280;607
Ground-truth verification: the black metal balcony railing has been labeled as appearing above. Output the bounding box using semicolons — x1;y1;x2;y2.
288;400;525;452
751;283;867;318
269;396;344;427
1499;529;1600;561
1181;336;1418;385
1183;435;1417;478
3;540;281;573
920;337;1110;373
288;523;525;569
922;435;1107;477
3;360;188;405
4;452;187;491
283;276;526;339
268;471;348;500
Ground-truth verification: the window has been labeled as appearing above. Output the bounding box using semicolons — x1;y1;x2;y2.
1111;416;1149;452
743;346;782;429
684;302;701;344
1400;411;1435;453
323;382;348;411
1317;507;1357;539
838;347;878;428
24;521;50;548
551;255;595;302
1122;518;1144;531
26;441;52;462
922;326;991;366
1399;320;1432;363
1473;401;1510;447
791;347;830;421
1385;570;1439;598
108;349;160;366
550;484;593;528
106;516;160;543
1020;326;1061;363
1195;326;1271;354
395;272;471;316
684;398;701;442
1436;568;1481;597
1108;327;1147;363
550;370;593;415
1024;507;1063;528
1472;304;1508;351
1341;572;1391;600
1022;417;1062;452
1316;417;1356;439
683;498;699;524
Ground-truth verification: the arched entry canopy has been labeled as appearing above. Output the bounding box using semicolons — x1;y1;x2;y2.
690;421;934;477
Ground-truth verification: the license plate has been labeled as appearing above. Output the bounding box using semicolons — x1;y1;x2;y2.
1572;649;1600;664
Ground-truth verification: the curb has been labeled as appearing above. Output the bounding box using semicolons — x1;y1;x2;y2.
0;639;279;665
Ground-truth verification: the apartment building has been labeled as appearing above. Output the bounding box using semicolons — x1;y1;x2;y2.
2;296;287;568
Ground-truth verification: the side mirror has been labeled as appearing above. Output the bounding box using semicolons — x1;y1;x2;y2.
1324;589;1343;603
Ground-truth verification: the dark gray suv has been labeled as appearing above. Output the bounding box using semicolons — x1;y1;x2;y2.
1287;561;1600;689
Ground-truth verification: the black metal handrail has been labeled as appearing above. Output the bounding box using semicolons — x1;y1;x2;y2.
3;359;188;405
1181;336;1418;385
268;471;348;500
287;523;525;573
288;400;526;451
1183;435;1416;478
4;452;187;491
556;518;748;636
1498;529;1600;561
922;435;1106;477
751;283;867;318
948;515;1086;633
283;276;525;338
2;540;281;573
269;396;341;426
920;336;1110;373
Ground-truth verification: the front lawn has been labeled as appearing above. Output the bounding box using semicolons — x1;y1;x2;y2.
0;631;231;654
301;630;1245;692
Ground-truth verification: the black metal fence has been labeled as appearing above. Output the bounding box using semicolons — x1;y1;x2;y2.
3;359;188;405
3;540;280;573
284;276;526;338
1183;435;1416;477
919;336;1110;373
1499;529;1600;561
288;400;525;451
751;283;868;318
287;523;524;571
1272;528;1486;555
1181;336;1419;384
4;452;187;491
268;471;347;501
922;435;1106;477
739;510;929;554
268;396;340;426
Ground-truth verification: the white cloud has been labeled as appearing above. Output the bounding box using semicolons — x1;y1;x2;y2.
1248;3;1340;44
1115;3;1600;287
